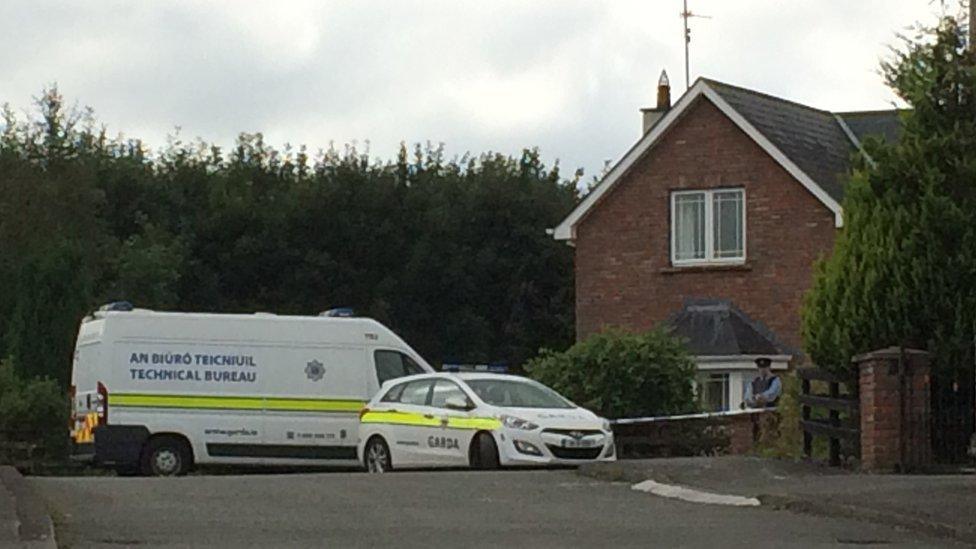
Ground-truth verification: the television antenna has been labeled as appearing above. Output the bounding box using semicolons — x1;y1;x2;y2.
681;0;711;89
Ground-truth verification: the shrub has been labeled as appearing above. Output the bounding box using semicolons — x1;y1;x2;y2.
0;359;68;463
754;372;803;460
525;328;698;419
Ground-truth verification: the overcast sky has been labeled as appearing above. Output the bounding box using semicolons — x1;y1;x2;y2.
0;1;950;178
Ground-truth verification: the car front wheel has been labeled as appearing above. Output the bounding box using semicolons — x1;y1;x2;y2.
470;432;500;470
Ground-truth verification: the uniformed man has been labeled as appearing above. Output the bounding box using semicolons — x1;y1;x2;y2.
743;357;781;408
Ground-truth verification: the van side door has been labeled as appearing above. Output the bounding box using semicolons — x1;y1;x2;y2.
261;345;366;463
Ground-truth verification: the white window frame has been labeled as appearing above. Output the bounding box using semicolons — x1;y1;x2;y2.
696;372;731;412
670;188;746;266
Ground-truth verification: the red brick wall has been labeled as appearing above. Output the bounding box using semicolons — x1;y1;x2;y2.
612;410;777;458
857;347;932;472
574;98;837;351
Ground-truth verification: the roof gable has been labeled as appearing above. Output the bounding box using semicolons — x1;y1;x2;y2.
553;78;902;241
837;110;904;146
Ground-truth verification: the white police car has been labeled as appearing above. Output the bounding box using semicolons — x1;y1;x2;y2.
357;372;615;472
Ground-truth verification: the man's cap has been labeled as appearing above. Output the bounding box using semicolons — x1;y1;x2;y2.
755;357;772;368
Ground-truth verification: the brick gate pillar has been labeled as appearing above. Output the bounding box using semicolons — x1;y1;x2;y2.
855;347;932;472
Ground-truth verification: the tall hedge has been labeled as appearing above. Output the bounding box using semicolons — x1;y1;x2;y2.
525;328;698;419
802;14;976;379
0;87;580;387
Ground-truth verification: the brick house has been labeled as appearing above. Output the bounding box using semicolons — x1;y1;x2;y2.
552;73;900;411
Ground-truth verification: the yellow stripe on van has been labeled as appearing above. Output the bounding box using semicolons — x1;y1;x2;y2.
108;393;365;413
264;398;364;413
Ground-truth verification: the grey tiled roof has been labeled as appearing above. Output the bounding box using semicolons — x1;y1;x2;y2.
666;299;792;357
703;79;902;204
837;110;905;145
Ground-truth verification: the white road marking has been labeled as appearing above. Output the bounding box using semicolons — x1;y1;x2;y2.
631;480;761;507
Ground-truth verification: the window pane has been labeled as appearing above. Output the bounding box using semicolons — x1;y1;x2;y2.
400;380;433;406
374;350;406;385
403;355;425;375
375;351;424;385
381;383;406;403
674;193;705;261
699;373;730;412
713;191;743;259
430;380;468;408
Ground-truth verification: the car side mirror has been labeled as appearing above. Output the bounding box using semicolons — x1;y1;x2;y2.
444;396;472;411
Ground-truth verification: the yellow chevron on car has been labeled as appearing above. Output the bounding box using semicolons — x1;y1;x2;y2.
360;410;500;430
360;410;442;427
446;416;502;430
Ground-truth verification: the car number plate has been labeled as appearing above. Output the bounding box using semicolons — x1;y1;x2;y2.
561;438;595;448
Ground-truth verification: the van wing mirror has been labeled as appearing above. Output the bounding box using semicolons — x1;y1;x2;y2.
444;396;473;411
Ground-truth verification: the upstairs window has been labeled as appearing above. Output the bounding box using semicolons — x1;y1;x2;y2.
671;188;745;265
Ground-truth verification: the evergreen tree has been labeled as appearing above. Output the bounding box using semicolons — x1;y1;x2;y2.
803;13;976;381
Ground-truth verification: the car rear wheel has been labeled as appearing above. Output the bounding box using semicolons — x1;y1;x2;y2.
471;432;500;470
365;437;392;473
140;436;191;477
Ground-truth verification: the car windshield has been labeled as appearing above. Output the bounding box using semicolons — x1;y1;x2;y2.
465;379;574;409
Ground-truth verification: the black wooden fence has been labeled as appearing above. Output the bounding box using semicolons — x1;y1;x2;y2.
799;368;860;466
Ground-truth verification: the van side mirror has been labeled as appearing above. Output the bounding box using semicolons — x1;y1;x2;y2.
444;396;472;411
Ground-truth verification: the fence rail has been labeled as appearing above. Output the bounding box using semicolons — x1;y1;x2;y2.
799;368;859;466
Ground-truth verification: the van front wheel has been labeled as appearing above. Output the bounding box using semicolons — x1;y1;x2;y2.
141;436;191;477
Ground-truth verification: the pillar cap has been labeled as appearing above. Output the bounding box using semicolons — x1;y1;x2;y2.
852;346;930;363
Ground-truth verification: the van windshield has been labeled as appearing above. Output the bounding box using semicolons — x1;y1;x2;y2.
465;379;574;409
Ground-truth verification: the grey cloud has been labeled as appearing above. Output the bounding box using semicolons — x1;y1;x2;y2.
0;0;941;178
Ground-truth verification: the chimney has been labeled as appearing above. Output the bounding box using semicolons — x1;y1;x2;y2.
641;70;672;134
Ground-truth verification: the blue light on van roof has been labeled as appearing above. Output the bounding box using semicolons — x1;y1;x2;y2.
442;363;508;373
99;301;134;312
320;308;355;318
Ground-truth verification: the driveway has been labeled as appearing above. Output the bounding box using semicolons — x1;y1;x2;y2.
32;469;955;548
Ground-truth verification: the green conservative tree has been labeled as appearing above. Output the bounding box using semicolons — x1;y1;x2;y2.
802;13;976;380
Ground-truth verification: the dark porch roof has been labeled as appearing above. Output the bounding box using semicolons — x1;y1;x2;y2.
665;299;793;357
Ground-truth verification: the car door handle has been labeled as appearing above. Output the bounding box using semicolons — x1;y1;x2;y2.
423;414;435;419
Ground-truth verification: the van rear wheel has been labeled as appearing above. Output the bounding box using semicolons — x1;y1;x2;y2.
140;436;191;477
364;437;392;473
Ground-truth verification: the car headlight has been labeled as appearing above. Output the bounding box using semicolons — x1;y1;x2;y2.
501;415;539;430
602;419;612;432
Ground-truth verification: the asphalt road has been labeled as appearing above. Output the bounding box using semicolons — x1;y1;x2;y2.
31;470;955;548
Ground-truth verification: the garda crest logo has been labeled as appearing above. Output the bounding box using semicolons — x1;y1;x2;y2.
305;360;326;381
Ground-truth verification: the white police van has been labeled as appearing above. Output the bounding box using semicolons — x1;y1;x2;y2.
358;372;616;472
69;303;433;476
